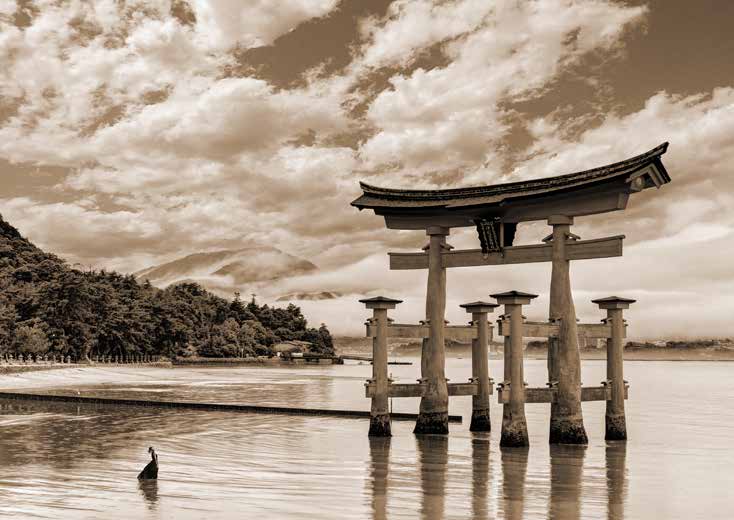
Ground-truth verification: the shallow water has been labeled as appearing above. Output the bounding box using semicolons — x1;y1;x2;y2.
0;359;733;519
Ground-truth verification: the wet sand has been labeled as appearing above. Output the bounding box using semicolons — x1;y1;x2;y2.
0;366;176;390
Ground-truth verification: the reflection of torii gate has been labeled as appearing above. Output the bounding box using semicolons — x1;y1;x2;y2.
353;143;671;443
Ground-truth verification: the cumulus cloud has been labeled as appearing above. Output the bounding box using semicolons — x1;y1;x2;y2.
509;88;734;243
296;86;734;337
0;1;732;338
355;0;647;175
190;0;340;49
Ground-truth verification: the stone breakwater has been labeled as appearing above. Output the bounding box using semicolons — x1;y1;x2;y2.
0;391;463;422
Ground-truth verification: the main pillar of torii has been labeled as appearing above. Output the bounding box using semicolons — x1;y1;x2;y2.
547;214;587;443
351;143;671;438
415;226;451;433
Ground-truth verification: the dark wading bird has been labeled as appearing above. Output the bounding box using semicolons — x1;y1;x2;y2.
138;447;158;480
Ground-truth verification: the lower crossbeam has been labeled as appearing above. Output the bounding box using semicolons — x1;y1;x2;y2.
365;380;494;398
496;383;629;404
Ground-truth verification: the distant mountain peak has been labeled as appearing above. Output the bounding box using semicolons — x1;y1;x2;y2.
276;291;342;302
135;246;317;294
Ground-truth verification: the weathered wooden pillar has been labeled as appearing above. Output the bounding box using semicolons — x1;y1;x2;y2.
593;296;635;440
492;291;537;447
415;226;450;434
360;296;402;437
460;301;499;431
547;215;588;445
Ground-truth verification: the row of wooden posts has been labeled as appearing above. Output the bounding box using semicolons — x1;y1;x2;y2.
361;293;633;446
89;354;162;364
0;353;162;365
1;353;75;364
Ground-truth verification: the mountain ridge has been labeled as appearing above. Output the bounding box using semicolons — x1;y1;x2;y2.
135;246;318;291
0;214;334;360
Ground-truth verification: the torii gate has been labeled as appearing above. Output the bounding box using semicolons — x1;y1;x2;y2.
352;143;671;442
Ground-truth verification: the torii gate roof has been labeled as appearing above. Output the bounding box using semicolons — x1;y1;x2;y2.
352;142;670;230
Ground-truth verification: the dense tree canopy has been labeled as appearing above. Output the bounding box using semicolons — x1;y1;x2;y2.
0;215;333;360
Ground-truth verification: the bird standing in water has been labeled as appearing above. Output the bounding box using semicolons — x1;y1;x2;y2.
138;447;158;480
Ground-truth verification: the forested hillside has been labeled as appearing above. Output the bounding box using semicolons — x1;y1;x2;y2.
0;215;333;361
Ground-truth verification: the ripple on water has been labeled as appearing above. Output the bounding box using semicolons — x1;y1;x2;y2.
0;360;733;519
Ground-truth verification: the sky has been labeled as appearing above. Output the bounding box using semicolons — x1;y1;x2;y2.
1;0;733;338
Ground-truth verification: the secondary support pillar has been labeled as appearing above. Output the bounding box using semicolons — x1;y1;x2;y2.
415;226;450;434
593;296;635;440
460;301;499;431
492;291;538;447
547;215;588;445
360;296;403;437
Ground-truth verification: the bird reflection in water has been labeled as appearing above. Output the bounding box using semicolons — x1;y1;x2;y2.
416;435;448;520
368;437;390;520
471;433;491;520
137;479;159;510
606;442;627;520
500;445;529;520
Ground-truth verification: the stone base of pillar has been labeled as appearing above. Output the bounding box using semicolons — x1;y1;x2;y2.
549;415;588;444
500;414;529;447
413;411;449;434
368;414;392;437
605;414;627;441
469;409;491;432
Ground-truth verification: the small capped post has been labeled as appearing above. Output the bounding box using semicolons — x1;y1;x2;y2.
360;296;402;437
460;301;499;432
593;296;635;441
491;291;538;447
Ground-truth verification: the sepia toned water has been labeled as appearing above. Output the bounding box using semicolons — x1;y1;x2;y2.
0;359;733;519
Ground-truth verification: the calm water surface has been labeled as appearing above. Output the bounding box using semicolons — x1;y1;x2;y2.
0;359;733;519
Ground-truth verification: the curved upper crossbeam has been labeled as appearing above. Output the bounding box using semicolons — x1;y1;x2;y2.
352;143;670;229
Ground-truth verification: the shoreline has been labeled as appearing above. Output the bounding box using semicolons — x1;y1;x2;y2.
334;336;734;362
338;348;734;362
0;361;172;375
2;347;733;381
0;355;343;376
0;364;83;375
